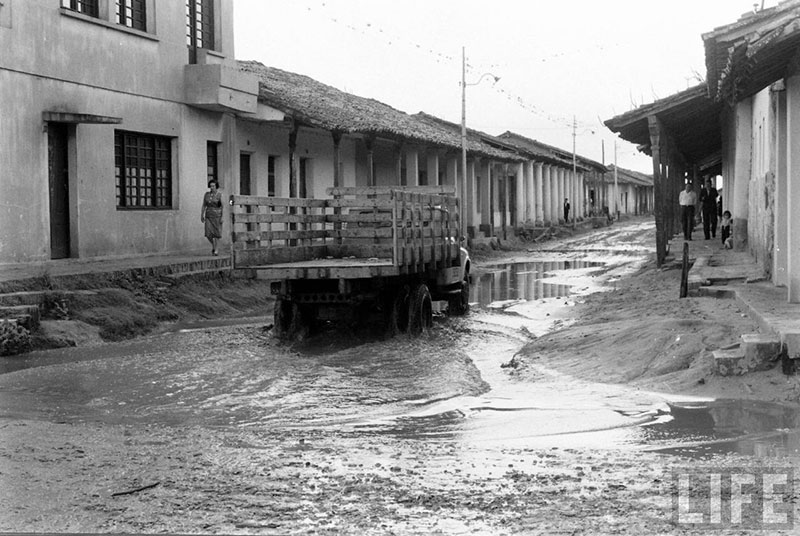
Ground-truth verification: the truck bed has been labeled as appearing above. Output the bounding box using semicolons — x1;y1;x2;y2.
229;186;462;280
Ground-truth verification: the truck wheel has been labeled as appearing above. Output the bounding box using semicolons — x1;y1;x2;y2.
387;285;411;335
408;283;432;336
448;271;470;316
274;298;309;340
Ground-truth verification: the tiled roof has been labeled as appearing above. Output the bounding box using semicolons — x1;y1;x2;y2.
239;60;519;161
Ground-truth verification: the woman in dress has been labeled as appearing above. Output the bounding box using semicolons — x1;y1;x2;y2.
200;180;223;255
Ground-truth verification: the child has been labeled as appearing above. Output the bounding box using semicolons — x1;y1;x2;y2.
720;210;733;249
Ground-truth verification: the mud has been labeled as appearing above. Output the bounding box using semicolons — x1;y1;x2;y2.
2;218;799;534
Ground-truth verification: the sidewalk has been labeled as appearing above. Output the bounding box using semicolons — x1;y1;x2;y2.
0;250;230;291
679;235;800;345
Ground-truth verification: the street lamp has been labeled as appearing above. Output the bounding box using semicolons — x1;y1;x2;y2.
461;46;499;240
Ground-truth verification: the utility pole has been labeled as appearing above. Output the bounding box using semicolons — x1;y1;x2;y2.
460;46;468;239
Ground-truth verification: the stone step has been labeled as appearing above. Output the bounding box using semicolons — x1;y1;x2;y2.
713;347;747;376
741;333;782;372
0;305;40;330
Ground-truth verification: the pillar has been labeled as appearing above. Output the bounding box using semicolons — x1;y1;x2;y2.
542;165;552;224
786;75;800;301
406;148;419;187
515;163;525;227
427;151;439;186
535;163;544;224
445;155;457;188
775;84;788;287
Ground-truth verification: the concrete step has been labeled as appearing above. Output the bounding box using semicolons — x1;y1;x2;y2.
713;347;747;376
741;333;781;372
713;333;782;376
0;305;40;330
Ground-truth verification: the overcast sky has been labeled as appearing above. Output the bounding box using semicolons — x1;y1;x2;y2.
233;1;771;174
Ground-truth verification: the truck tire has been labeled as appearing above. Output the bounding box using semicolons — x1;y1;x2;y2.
408;283;432;336
274;298;309;340
387;285;411;335
448;271;470;316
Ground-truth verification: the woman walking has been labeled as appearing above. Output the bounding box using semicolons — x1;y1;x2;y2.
201;180;223;255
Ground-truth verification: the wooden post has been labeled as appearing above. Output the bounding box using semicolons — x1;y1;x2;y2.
680;241;689;298
365;135;375;187
648;116;666;267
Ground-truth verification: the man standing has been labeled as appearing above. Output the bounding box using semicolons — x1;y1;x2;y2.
699;177;718;240
563;198;570;223
678;182;697;240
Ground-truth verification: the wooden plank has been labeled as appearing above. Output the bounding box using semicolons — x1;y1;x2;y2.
233;213;328;224
230;195;328;208
325;198;395;209
234;244;329;267
326;186;456;197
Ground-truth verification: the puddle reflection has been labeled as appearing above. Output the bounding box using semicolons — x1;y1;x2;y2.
642;400;800;458
471;260;603;307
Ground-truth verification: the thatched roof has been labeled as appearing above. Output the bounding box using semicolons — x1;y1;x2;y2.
411;113;524;162
238;60;519;161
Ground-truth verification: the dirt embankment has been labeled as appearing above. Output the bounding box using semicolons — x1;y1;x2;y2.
16;272;274;352
515;253;800;405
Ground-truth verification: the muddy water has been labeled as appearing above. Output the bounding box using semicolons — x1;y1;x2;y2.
1;257;799;459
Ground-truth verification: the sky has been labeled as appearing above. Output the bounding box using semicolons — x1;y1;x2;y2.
233;1;773;174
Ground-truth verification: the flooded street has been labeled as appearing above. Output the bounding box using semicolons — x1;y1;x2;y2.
2;220;799;533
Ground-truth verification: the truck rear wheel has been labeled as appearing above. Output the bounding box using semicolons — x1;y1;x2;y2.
274;298;310;340
408;283;432;336
448;271;470;316
387;285;411;335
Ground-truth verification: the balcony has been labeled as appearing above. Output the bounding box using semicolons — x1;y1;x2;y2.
184;52;259;114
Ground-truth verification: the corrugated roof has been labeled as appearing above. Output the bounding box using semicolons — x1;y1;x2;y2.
238;60;519;161
703;0;800;104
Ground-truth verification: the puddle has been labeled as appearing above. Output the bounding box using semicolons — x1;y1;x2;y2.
470;260;605;307
640;399;800;458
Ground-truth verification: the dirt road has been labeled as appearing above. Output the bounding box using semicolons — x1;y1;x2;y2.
1;218;797;534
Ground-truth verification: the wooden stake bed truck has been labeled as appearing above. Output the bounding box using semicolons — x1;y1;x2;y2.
229;186;470;339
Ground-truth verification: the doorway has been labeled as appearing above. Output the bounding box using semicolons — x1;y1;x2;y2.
48;123;70;259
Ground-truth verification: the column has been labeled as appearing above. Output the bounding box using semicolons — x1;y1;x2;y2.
786;75;800;301
466;159;478;232
406;148;419;187
480;159;492;232
542;165;552;224
427;151;439;186
445;156;457;189
557;168;565;222
535;163;544;224
775;85;788;287
515;163;525;227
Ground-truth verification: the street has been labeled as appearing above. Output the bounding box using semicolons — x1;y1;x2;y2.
1;219;796;534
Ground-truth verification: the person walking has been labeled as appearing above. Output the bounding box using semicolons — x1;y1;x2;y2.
678;182;697;240
563;198;570;223
699;178;718;240
201;179;223;255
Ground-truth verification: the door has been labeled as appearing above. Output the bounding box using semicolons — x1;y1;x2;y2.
239;153;251;195
48;123;70;259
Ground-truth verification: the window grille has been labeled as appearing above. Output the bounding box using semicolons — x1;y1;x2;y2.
116;0;146;31
115;131;172;208
62;0;99;17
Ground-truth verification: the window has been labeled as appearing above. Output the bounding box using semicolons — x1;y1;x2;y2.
115;131;172;208
267;156;277;197
62;0;99;17
187;0;215;63
116;0;146;31
206;141;219;186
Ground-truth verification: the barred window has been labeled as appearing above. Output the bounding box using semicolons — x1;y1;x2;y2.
116;0;146;31
186;0;215;63
61;0;99;17
115;131;172;209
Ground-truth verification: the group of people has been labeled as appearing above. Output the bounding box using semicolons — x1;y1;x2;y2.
678;179;732;249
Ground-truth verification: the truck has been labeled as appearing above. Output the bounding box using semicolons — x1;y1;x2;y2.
228;186;470;339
